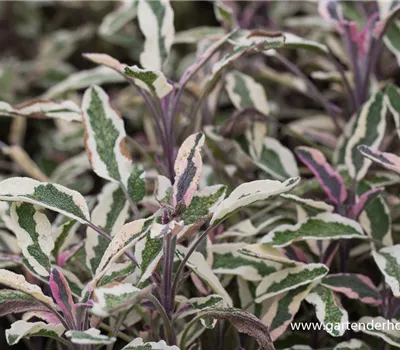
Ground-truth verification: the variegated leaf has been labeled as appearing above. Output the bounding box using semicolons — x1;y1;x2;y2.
255;263;328;303
225;71;269;114
82;85;133;186
176;246;232;307
99;0;138;37
385;84;400;139
123;338;180;349
281;194;334;216
358;145;400;174
350;185;384;220
50;152;91;187
345;92;387;180
49;269;76;323
85;182;129;273
133;233;163;284
210;177;300;225
97;261;137;287
305;285;348;337
176;295;225;319
210;243;280;281
94;216;154;282
321;273;381;304
10;202;53;277
0;177;90;224
333;339;370;350
155;175;172;205
263;284;313;341
181;185;226;226
137;0;174;70
0;99;81;122
356;316;400;347
238;243;299;266
296;146;347;204
173;132;205;208
173;27;224;44
261;213;365;247
127;165;146;203
6;321;64;346
124;65;173;98
214;1;236;29
357;181;392;246
66;328;116;345
282;32;328;53
249;137;299;181
92;282;141;317
0;269;55;307
373;245;400;297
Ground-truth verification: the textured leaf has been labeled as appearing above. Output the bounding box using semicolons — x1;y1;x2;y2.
176;294;225;319
305;285;348;337
173;26;224;44
10;202;53;277
124;65;173;98
322;273;381;304
94;216;154;282
0;99;81;122
225;71;269;114
385;84;400;139
356;316;400;347
262;213;365;247
282;32;328;53
0;269;55;307
49;268;76;323
357;181;392;246
345;92;387;180
249;137;299;181
350;186;384;220
123;338;179;349
127;165;146;203
210;177;300;225
263;284;313;341
176;246;232;307
99;0;138;37
373;245;400;297
92;282;141;317
85;182;129;273
0;177;90;224
210;243;279;281
296;146;347;204
137;0;174;70
255;263;328;303
6;321;64;346
82;85;133;186
155;175;172;204
66;328;116;345
173;132;205;208
0;290;48;317
358;145;400;174
97;261;137;287
238;243;298;266
333;339;370;350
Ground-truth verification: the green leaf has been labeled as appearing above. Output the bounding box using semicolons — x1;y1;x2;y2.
82;85;133;186
255;263;328;303
333;339;370;350
210;243;279;281
345;92;387;180
373;245;400;297
225;71;269;114
176;295;225;319
280;194;334;216
65;328;116;345
306;285;348;337
10;202;53;277
137;0;175;70
99;0;138;37
210;177;300;225
85;182;129;273
385;84;400;139
123;338;180;349
173;27;224;44
261;213;366;247
0;177;90;224
6;321;64;346
92;282;141;317
238;243;299;266
127;165;146;203
263;284;313;341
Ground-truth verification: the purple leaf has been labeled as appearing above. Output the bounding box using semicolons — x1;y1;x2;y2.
349;187;384;220
295;146;347;205
49;268;76;324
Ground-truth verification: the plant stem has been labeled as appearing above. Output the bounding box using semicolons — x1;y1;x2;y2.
98;323;132;343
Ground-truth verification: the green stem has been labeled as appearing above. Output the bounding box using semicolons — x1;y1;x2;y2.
180;314;206;350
